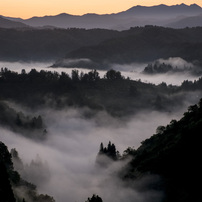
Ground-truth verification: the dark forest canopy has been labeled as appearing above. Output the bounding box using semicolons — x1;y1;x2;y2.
98;141;118;161
1;68;202;117
85;194;103;202
0;100;47;139
0;27;120;61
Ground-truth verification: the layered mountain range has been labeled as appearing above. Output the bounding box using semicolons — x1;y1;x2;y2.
53;26;202;68
1;4;202;67
1;4;202;30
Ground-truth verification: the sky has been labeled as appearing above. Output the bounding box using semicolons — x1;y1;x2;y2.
1;0;202;19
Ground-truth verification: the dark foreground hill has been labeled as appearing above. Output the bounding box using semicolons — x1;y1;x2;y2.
0;141;55;202
122;98;202;202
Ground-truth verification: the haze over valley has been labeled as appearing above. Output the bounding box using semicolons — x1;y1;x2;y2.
1;3;202;202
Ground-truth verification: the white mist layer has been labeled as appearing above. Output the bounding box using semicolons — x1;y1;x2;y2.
0;61;199;85
0;107;183;202
156;57;194;69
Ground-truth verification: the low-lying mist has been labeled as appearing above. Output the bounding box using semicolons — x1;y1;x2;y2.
0;104;187;202
0;60;200;85
1;59;201;201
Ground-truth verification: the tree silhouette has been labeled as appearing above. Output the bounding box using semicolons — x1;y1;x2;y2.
105;69;123;80
98;141;118;160
86;194;103;202
71;70;79;81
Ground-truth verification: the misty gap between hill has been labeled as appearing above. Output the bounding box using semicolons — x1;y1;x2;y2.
0;104;191;202
0;58;201;202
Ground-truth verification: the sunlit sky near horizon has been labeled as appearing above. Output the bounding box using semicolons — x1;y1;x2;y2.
1;0;202;19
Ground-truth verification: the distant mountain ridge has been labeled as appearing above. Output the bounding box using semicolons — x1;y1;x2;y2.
118;3;202;16
1;4;202;30
167;14;202;28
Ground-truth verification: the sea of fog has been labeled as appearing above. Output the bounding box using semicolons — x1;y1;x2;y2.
0;60;201;202
1;107;182;202
0;61;200;85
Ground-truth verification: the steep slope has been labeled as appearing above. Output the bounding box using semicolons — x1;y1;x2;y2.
0;142;16;202
123;99;202;202
0;141;55;202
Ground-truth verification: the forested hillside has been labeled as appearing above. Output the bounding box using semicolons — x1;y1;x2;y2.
0;140;103;202
0;141;55;202
55;26;202;68
0;101;46;139
1;26;202;68
1;68;202;117
94;98;202;201
121;99;202;202
0;28;119;61
1;67;202;201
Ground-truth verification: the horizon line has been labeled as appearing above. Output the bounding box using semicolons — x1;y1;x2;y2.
2;3;201;20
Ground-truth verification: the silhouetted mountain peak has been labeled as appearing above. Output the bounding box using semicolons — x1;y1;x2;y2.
190;3;201;8
83;13;99;16
1;3;202;30
56;13;73;17
179;3;187;6
119;3;202;16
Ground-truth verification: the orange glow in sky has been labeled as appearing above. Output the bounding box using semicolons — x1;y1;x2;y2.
1;0;202;19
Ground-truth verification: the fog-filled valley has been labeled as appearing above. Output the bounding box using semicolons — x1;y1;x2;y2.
1;106;179;202
1;64;202;202
1;4;202;202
